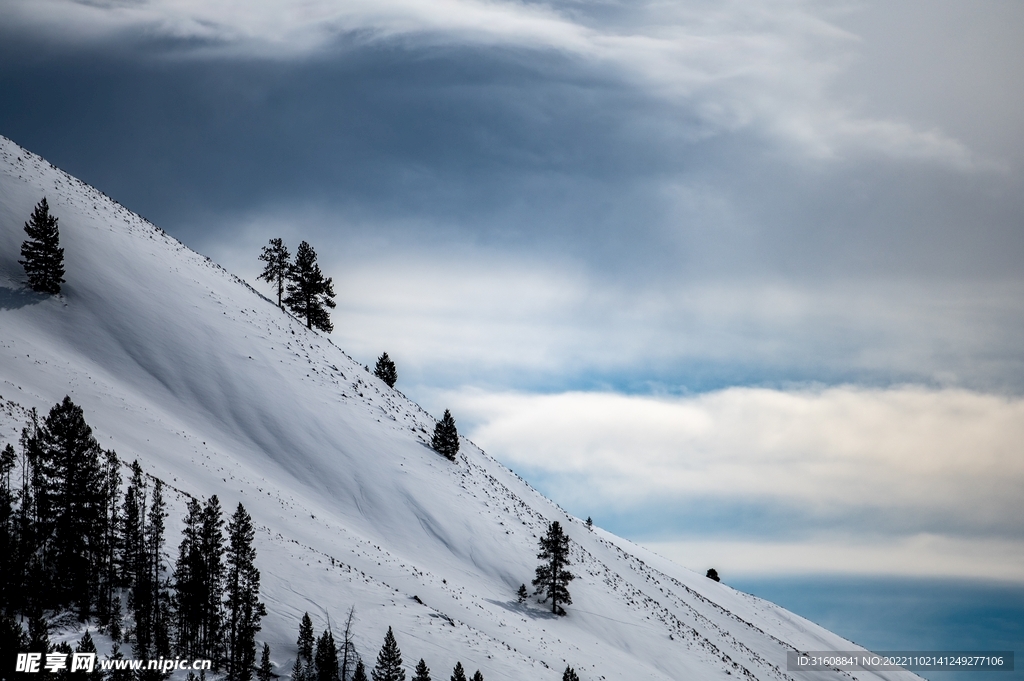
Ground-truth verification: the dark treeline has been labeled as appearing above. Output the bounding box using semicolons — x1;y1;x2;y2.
0;397;265;680
0;399;586;680
290;619;497;681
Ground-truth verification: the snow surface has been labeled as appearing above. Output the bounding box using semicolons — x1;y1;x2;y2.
0;135;922;681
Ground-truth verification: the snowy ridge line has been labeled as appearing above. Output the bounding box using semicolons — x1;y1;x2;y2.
598;537;864;681
584;536;795;681
595;542;782;676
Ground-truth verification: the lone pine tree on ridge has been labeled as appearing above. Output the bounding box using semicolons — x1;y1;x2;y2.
373;352;398;388
431;410;459;461
533;521;575;615
20;197;65;294
285;241;336;332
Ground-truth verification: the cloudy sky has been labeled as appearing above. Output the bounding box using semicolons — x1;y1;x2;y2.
2;0;1023;581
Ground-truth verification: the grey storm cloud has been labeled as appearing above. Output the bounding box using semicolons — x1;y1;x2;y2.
3;0;1022;393
3;0;1024;577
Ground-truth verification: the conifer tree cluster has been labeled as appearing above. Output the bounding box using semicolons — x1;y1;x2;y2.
532;521;575;615
1;397;265;679
290;608;359;681
373;353;398;388
287;626;486;681
0;397;112;620
431;410;459;462
19;198;65;295
258;238;337;332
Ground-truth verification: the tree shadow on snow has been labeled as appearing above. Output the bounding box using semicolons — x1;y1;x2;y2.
484;599;560;620
0;285;47;310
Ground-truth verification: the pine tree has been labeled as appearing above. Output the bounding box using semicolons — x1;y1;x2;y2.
431;410;459;462
199;495;226;663
131;470;156;656
9;421;39;616
532;521;574;615
373;353;397;388
370;627;404;681
258;238;291;309
338;607;357;681
19;197;65;294
449;663;466;681
352;662;368;681
284;241;336;332
146;480;172;662
315;629;340;681
53;641;74;681
0;612;29;671
291;655;306;681
107;643;132;681
75;630;103;681
470;672;483;681
562;667;579;681
18;410;43;614
412;659;430;681
96;448;122;627
121;461;146;594
35;396;105;617
258;643;274;681
585;517;592;529
516;584;528;604
109;595;124;643
225;503;267;681
175;497;205;657
297;613;315;669
28;610;49;654
0;443;16;613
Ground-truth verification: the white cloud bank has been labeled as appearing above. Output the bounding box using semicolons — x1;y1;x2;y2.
330;257;1021;391
206;231;1024;391
1;0;979;167
442;385;1024;580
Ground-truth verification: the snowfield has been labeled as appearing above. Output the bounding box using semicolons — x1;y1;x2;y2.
0;135;920;681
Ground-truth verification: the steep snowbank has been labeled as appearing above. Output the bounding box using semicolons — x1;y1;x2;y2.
0;135;917;681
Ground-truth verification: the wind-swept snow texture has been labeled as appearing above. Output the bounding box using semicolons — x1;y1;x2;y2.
0;135;920;681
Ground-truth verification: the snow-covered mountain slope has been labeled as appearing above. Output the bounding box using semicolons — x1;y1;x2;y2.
0;135;919;681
